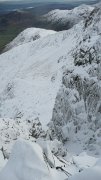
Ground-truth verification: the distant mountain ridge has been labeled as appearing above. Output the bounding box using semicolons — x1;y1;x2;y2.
0;3;95;53
42;4;94;31
0;0;99;15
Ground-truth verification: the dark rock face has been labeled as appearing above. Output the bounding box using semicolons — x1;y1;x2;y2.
85;7;100;28
30;117;46;139
74;46;99;66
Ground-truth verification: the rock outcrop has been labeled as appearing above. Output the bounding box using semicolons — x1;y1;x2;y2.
48;7;101;155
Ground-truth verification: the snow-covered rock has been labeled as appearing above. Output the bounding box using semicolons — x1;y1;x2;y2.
0;140;50;180
4;28;56;51
48;6;101;156
0;150;7;172
0;140;99;180
0;140;72;180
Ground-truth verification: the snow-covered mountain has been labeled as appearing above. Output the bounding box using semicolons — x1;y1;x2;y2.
0;3;101;180
4;28;56;51
42;4;94;30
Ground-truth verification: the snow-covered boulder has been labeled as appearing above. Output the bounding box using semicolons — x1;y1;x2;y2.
0;140;70;180
0;140;50;180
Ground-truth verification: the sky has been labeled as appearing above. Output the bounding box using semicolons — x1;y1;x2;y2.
0;0;99;2
0;0;100;5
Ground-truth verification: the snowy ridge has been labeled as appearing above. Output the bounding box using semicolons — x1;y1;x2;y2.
4;28;56;51
42;4;94;30
0;23;80;128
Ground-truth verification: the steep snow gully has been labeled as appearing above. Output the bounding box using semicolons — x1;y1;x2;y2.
0;3;101;180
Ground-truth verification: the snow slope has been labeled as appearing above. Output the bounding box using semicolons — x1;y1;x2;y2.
0;24;81;129
70;159;101;180
4;28;56;51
